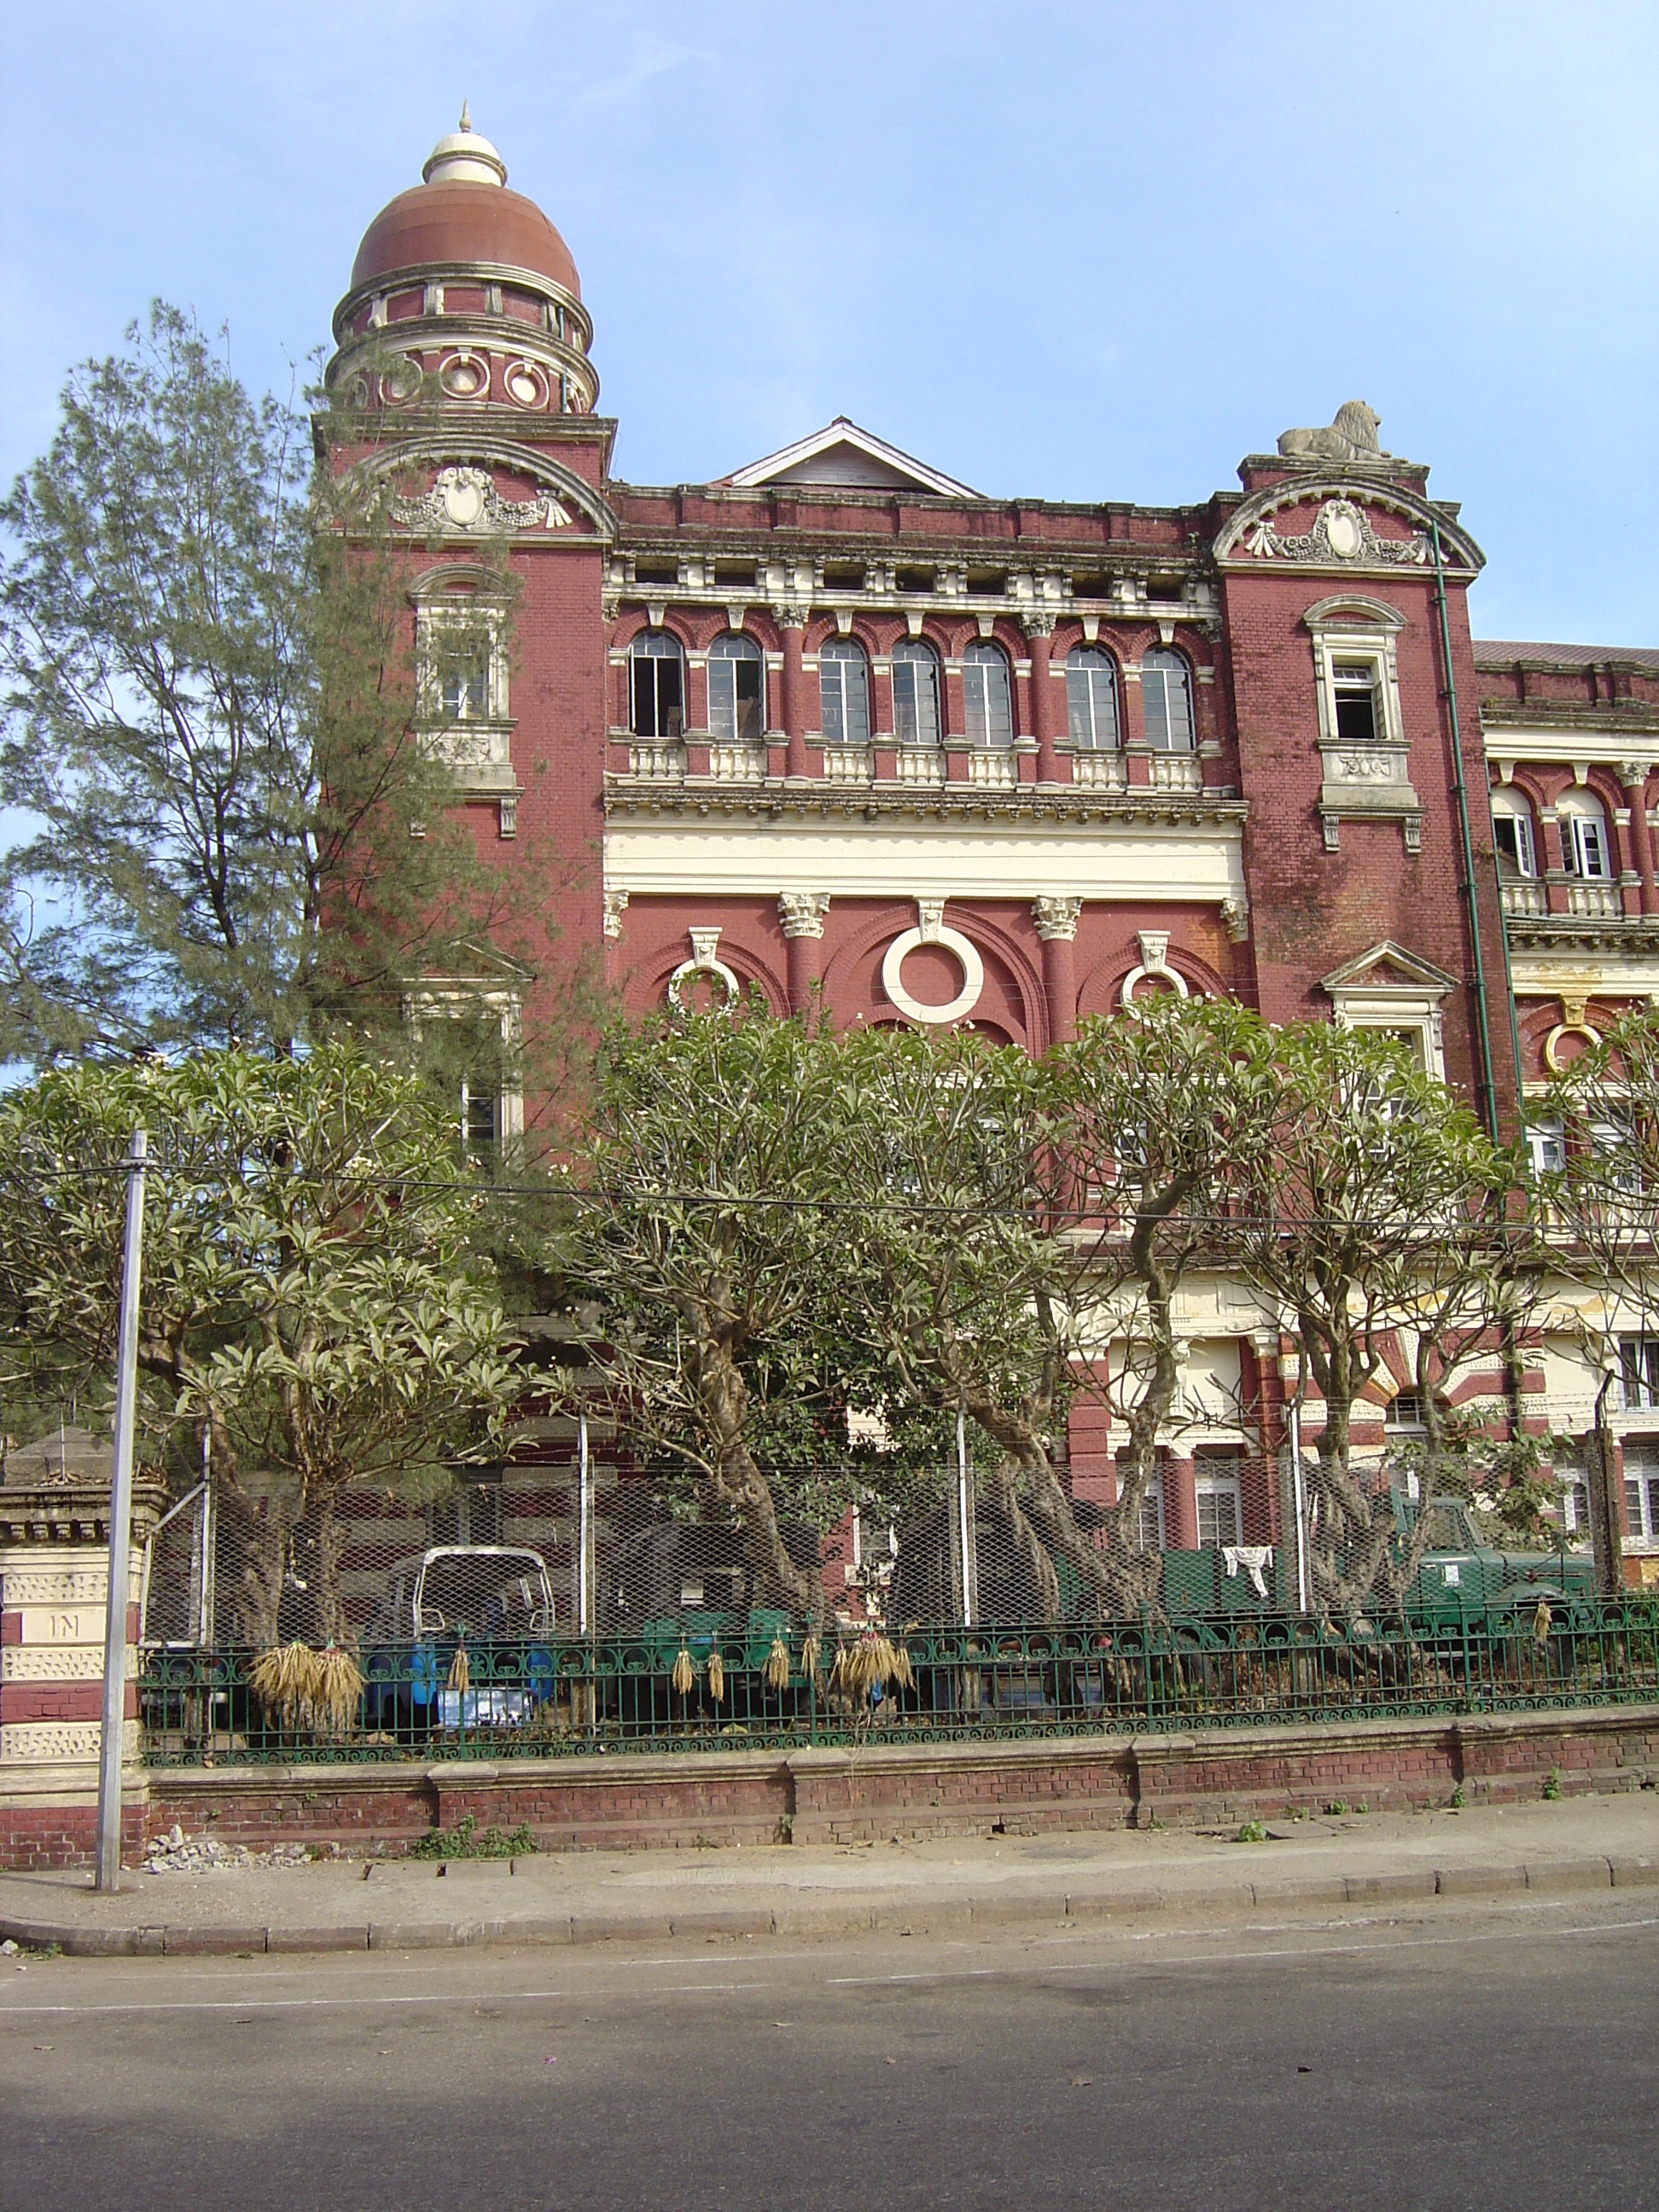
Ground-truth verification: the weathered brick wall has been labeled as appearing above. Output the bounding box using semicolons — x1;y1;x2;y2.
10;1708;1654;1868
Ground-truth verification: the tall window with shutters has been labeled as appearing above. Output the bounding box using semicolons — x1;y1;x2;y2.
707;633;764;745
818;638;870;747
891;639;940;747
961;641;1013;747
1140;649;1195;752
1065;645;1120;749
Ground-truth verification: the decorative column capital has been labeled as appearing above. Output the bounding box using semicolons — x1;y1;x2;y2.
1620;760;1653;792
777;891;830;940
1022;611;1058;640
772;603;811;632
602;888;629;939
1220;893;1250;944
1032;894;1083;942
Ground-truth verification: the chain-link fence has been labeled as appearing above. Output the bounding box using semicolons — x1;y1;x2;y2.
134;1440;1651;1767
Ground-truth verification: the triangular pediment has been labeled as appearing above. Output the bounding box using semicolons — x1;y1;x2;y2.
719;416;978;498
1322;940;1459;997
417;938;537;988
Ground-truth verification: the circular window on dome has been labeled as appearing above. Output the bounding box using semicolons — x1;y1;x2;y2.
504;360;546;409
439;352;491;399
380;355;424;406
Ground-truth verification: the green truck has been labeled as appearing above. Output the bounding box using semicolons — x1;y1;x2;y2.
1394;1489;1598;1624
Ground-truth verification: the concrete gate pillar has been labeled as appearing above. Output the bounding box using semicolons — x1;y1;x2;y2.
0;1432;164;1868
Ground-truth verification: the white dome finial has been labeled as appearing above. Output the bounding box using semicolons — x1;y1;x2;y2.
423;110;506;188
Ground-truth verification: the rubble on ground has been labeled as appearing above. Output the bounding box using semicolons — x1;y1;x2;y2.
142;1825;340;1874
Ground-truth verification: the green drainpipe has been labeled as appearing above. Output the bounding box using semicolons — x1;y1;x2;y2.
1429;515;1504;1144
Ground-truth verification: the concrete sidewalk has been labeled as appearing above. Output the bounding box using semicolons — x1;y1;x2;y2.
2;1795;1656;1959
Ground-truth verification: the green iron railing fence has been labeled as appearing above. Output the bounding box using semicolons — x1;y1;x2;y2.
137;1596;1659;1767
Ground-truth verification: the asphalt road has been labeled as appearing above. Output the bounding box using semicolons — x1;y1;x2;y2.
3;1892;1655;2212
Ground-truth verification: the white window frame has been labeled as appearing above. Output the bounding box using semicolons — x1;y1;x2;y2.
892;640;940;747
414;576;510;728
402;983;525;1169
1624;1442;1659;1541
1303;598;1421;851
1559;1470;1590;1545
1139;649;1195;754
1134;1479;1166;1555
1065;645;1121;750
1620;1336;1659;1412
1194;1458;1242;1550
1491;790;1539;879
818;638;870;747
1384;1388;1427;1435
961;641;1013;748
1558;796;1612;881
1328;998;1447;1083
707;633;765;745
1307;613;1406;754
628;629;685;741
1526;1118;1567;1176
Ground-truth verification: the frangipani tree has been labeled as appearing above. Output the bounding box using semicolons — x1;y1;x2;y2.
0;1045;515;1644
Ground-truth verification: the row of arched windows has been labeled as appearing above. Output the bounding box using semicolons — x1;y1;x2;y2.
627;630;1196;752
1492;785;1614;881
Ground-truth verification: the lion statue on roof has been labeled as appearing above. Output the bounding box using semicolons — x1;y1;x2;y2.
1277;401;1383;463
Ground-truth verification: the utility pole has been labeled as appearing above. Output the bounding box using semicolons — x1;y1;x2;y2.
96;1130;148;1895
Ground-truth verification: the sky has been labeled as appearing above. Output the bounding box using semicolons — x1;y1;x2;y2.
3;0;1656;647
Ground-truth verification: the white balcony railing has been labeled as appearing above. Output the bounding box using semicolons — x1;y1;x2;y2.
1499;879;1549;918
1150;752;1203;794
894;748;946;788
1068;750;1127;792
1564;880;1622;920
707;742;768;783
822;744;874;785
964;750;1017;790
628;738;686;780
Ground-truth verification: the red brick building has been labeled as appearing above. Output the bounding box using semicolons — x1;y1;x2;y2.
324;118;1659;1577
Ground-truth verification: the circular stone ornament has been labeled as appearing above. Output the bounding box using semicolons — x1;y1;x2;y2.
881;925;985;1026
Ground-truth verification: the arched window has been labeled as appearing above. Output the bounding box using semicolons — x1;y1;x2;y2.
891;639;940;747
1141;648;1194;753
707;632;764;745
1065;644;1120;750
1490;789;1539;879
629;630;684;740
1557;790;1612;880
818;637;870;746
962;640;1013;747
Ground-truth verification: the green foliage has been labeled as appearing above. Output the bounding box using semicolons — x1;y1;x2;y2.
0;1043;515;1642
1236;1819;1266;1843
557;1005;857;1617
410;1813;535;1860
0;303;583;1079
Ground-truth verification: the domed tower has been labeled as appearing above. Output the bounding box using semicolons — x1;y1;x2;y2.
320;113;614;1047
326;108;598;418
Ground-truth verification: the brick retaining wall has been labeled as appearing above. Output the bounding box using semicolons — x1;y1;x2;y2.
7;1706;1657;1869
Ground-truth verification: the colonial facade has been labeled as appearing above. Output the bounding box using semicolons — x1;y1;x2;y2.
324;117;1659;1585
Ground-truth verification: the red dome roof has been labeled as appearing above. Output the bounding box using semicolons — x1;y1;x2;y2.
351;179;581;300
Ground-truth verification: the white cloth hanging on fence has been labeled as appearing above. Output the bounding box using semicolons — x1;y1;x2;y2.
1222;1544;1275;1598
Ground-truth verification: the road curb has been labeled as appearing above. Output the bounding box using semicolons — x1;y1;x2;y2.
5;1849;1651;1959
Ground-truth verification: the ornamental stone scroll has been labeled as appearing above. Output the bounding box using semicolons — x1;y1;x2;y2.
667;926;741;1013
392;465;573;536
1121;930;1190;1012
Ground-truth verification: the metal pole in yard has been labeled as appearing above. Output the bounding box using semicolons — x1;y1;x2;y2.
956;1407;975;1629
1289;1400;1309;1615
96;1129;148;1895
578;1412;592;1635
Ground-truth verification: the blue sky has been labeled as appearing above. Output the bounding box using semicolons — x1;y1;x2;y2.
3;0;1656;645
